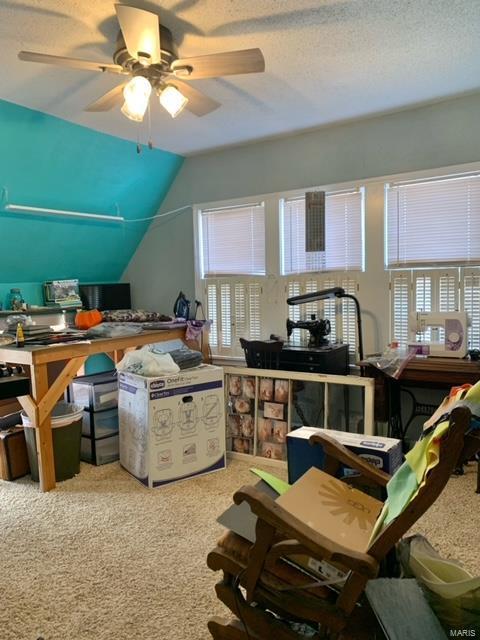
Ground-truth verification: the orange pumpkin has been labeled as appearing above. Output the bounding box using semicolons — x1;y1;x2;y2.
75;309;103;330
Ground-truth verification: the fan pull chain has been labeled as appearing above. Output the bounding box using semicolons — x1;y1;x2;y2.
136;126;141;154
147;100;153;150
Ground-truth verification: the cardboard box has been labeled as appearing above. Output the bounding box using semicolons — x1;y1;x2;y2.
277;467;383;554
217;468;382;583
287;426;403;484
118;365;226;488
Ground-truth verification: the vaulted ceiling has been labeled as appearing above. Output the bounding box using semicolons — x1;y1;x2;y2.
1;0;479;155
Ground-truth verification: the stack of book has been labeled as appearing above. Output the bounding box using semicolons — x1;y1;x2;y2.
6;324;52;341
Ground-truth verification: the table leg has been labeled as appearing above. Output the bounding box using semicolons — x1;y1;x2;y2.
30;363;56;492
113;350;125;364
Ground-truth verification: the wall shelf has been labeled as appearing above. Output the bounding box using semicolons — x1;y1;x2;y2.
0;307;81;318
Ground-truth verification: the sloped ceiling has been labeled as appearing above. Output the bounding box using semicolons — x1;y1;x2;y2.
0;98;183;286
0;0;479;155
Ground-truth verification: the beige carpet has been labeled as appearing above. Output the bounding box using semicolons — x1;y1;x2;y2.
0;459;478;640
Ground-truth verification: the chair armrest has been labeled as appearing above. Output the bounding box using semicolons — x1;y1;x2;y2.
234;485;379;578
309;432;391;487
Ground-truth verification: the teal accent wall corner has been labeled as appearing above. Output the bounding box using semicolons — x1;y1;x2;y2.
0;98;183;306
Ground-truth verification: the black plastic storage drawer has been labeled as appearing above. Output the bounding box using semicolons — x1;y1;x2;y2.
279;344;349;375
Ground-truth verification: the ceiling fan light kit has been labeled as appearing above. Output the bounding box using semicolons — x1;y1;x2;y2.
159;84;188;118
17;3;265;129
121;75;152;122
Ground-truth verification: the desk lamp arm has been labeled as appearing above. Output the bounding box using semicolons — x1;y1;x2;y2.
340;292;364;362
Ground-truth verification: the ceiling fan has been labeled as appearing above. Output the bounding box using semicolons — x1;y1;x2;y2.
18;3;265;123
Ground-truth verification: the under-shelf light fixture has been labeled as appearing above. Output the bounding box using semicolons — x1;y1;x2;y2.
4;203;125;223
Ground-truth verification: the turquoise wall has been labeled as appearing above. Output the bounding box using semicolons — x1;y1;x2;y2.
0;98;183;308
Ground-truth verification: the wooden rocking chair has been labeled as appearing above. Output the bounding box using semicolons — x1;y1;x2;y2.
207;406;472;640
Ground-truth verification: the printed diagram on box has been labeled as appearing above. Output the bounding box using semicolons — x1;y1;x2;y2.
202;395;221;429
207;437;220;457
157;449;173;469
179;402;198;433
153;408;174;439
183;442;197;462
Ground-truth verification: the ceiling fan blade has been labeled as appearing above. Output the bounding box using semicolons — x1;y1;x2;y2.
18;51;124;74
84;83;128;112
171;48;265;80
114;4;161;64
168;79;220;117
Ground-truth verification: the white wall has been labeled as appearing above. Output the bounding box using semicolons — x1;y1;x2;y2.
124;92;480;353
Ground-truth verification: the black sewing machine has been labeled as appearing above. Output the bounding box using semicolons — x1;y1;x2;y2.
286;315;331;348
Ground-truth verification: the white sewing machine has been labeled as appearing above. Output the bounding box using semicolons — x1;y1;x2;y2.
408;311;468;358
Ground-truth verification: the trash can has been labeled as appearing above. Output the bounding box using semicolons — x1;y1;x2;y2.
22;402;84;482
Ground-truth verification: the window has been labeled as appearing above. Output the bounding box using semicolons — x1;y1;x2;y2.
390;268;480;349
199;201;266;357
197;186;365;359
199;202;265;276
196;162;480;360
281;189;364;274
387;171;480;350
386;173;480;268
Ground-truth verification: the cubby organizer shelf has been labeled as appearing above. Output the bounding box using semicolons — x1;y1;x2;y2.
223;366;375;466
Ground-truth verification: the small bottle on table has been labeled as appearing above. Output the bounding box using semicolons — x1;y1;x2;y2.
15;323;25;348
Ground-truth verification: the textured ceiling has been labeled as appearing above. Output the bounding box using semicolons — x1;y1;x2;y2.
0;0;479;155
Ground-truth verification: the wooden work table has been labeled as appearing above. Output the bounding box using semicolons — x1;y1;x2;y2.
0;328;186;492
361;355;480;433
399;356;480;387
361;355;480;387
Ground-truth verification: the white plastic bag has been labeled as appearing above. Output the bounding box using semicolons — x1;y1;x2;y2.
399;535;480;631
116;348;180;377
408;536;480;596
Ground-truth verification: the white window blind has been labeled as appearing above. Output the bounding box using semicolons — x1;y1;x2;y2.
220;283;232;348
414;274;432;341
391;272;410;347
341;277;357;354
386;173;480;268
205;279;262;356
439;273;457;312
463;270;480;350
281;189;364;275
207;284;218;347
200;202;266;276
